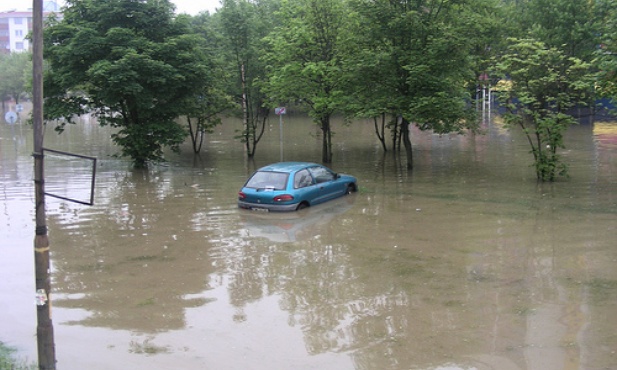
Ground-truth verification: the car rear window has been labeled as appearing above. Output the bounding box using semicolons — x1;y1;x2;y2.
245;171;288;190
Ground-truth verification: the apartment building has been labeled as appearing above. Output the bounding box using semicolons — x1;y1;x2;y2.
0;1;61;54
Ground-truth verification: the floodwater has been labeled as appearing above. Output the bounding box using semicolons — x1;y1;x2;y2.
1;105;616;370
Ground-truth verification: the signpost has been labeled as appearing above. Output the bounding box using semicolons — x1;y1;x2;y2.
275;107;286;161
32;0;57;368
5;111;17;124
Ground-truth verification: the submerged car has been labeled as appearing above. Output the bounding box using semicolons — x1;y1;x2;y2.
238;162;357;212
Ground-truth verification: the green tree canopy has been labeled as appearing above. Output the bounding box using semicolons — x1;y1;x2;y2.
180;12;235;154
43;0;216;167
216;0;276;157
261;0;346;163
594;0;617;104
0;52;32;106
340;0;492;168
508;0;601;61
493;38;595;181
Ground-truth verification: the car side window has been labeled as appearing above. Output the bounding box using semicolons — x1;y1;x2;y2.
308;166;335;184
294;169;313;189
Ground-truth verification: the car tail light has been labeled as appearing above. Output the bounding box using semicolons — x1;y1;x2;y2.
238;192;246;199
273;194;294;202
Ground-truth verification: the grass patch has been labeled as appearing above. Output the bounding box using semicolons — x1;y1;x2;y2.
127;255;160;262
514;306;536;316
0;342;36;370
586;278;617;305
129;338;169;355
137;297;156;307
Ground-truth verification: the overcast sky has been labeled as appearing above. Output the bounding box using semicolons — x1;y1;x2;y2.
0;0;220;15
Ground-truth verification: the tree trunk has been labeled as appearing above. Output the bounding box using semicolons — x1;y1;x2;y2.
321;115;332;163
374;114;387;152
187;117;198;154
241;63;253;156
401;117;413;169
392;116;399;151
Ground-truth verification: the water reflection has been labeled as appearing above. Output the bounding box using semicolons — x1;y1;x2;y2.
239;195;356;242
1;110;616;369
50;169;221;332
594;121;617;149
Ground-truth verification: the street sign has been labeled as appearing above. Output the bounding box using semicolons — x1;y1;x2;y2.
275;107;286;115
5;111;17;124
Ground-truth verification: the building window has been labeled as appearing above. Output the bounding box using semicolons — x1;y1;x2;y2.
15;30;23;37
14;18;23;25
15;42;24;50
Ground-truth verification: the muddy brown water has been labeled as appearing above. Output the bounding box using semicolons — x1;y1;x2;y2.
1;107;616;370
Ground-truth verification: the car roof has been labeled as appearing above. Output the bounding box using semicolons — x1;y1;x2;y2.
257;162;320;173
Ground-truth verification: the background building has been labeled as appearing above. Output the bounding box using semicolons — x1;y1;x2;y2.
0;1;61;54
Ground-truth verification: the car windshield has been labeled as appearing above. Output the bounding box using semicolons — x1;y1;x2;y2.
245;171;288;190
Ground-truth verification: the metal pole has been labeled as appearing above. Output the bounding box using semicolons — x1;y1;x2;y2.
32;0;56;368
279;113;283;161
488;85;492;119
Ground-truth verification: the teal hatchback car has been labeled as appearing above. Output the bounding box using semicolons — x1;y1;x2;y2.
238;162;357;212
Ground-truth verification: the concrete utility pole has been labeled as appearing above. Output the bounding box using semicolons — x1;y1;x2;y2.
32;0;57;368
